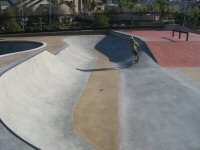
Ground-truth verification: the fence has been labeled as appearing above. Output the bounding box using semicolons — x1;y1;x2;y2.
0;12;176;34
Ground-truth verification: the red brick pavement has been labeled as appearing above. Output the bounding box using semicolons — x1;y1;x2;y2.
127;30;200;67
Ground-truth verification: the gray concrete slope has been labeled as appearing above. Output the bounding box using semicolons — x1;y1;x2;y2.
0;35;104;150
58;35;105;68
120;51;200;150
0;121;36;150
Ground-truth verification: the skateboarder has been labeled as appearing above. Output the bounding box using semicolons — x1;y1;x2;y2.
130;36;139;63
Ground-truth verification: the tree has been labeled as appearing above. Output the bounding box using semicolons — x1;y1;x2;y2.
168;5;179;14
94;14;110;28
89;0;97;12
119;0;138;11
1;8;22;33
187;6;200;28
133;3;148;13
153;0;169;20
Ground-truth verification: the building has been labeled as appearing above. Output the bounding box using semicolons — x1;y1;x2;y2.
2;0;107;15
0;0;10;11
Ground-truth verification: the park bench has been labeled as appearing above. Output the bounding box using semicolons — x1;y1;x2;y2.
171;26;190;41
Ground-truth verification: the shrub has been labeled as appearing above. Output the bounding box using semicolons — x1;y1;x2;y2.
94;14;110;28
175;7;200;29
5;18;22;33
174;12;184;25
187;7;200;28
1;9;22;33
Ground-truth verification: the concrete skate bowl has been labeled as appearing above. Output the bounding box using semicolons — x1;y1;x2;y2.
0;35;104;150
0;41;45;56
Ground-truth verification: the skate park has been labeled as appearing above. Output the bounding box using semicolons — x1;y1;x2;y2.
0;30;200;150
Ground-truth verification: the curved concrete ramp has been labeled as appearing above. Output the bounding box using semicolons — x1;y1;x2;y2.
58;35;105;69
0;51;93;150
3;32;200;150
0;35;105;150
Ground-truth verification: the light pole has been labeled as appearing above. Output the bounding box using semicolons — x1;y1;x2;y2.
49;0;52;25
183;0;189;26
20;0;25;31
0;1;2;13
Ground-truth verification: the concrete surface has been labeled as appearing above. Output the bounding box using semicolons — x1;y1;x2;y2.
96;34;133;68
58;35;103;68
73;51;119;150
164;68;200;93
0;35;104;150
127;30;200;67
120;50;200;150
1;31;200;150
0;36;66;76
0;120;36;150
0;36;65;150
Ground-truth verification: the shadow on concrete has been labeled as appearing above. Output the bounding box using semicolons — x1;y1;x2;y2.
161;37;176;42
95;35;134;66
76;67;119;72
76;58;138;72
94;33;158;69
76;60;138;72
0;119;39;150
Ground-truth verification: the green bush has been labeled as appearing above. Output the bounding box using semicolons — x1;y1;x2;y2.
94;14;110;28
187;7;200;28
2;9;22;33
175;12;184;25
163;19;175;25
5;18;22;33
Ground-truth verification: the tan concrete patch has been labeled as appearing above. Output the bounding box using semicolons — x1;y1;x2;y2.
73;52;119;150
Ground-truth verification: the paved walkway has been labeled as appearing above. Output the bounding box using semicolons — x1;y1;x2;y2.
128;30;200;67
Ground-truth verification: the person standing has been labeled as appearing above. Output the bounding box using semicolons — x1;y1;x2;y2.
130;36;139;63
